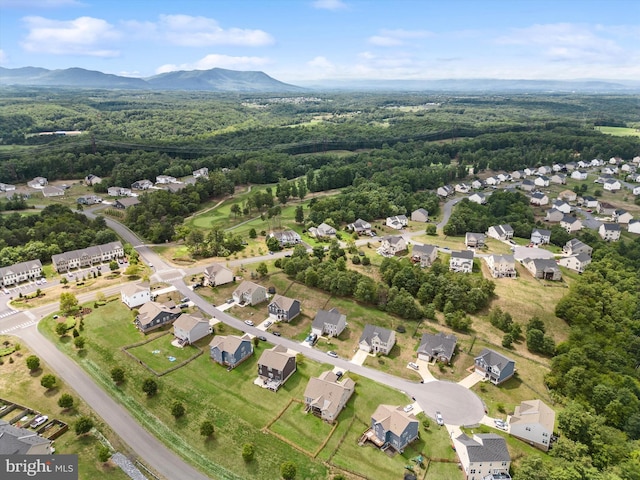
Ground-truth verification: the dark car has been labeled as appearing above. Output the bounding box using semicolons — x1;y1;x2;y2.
273;331;281;337
258;336;267;342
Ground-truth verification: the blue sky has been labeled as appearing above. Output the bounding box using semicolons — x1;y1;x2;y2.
0;0;638;83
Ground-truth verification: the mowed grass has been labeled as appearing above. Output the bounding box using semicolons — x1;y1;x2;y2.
126;333;203;374
425;461;464;479
269;400;335;455
596;126;640;137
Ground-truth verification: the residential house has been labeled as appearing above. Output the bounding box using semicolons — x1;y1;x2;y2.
437;185;453;197
551;200;571;214
523;167;536;176
269;230;302;247
565;162;577;171
522;258;562;281
453;433;511;480
628;219;640;234
468;192;487;205
602;166;618;175
0;183;16;192
627;173;640;183
509;399;555;452
379;236;408;256
557;189;577;202
497;173;510;182
487;224;514;241
232;281;268;306
410;208;429;223
27;177;48;189
77;195;102;205
417;332;457;363
203;264;234;287
579;195;599;209
634;186;640;196
42;186;65;197
51;241;124;273
590;158;604;167
0;259;43;287
268;295;301;322
173;313;212;345
160;182;187;193
549;173;567;185
563;239;593;256
450;250;474;273
511;170;526;180
609;156;623;165
576;160;589;169
309;222;336;238
599;223;621;241
465;232;486;248
621;164;636;174
131;179;153;190
520;179;535;192
537;165;552;175
471;179;485;190
114;197;141;209
386;215;408;230
530;228;551;245
571;170;588;180
485;255;517;279
530;192;549;206
120;282;151;309
192;167;209;178
544;208;563;223
304;371;355;423
311;308;347;338
455;183;471;194
603;179;622;192
84;174;102;186
108;186;133;197
134;301;182;333
0;419;53;455
348;218;372;234
209;334;254;369
560;215;582;233
156;175;177;184
552;163;565;172
368;405;419;453
257;345;297;391
613;209;633;224
558;253;592;274
534;176;550;187
411;244;438;268
474;348;516;385
359;325;396;355
485;176;500;187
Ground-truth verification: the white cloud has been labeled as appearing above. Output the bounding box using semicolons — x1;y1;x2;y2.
21;16;120;57
157;14;274;47
0;49;7;64
155;54;270;74
0;0;82;7
307;56;334;69
368;29;434;47
312;0;347;10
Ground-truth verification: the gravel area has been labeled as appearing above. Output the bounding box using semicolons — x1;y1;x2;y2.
111;453;149;480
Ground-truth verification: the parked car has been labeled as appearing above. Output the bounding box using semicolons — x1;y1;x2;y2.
435;411;444;426
273;331;281;337
264;320;272;328
335;371;344;379
258;336;267;342
408;362;419;370
180;297;190;303
226;298;234;304
52;315;59;319
244;320;254;327
494;419;508;431
327;351;338;358
30;415;48;428
403;404;414;413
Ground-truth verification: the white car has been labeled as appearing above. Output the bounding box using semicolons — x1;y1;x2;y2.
403;404;414;413
244;320;254;327
408;362;419;370
435;411;444;426
264;321;272;328
494;419;508;430
30;415;48;428
327;351;338;358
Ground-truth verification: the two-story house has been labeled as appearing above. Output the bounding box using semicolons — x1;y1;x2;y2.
530;228;551;245
411;244;438;268
268;295;301;322
560;215;582;233
173;313;212;346
269;230;302;247
450;250;474;273
509;399;555;452
121;282;151;309
558;253;592;274
304;371;355;423
203;264;234;287
417;332;457;364
484;254;517;279
309;222;336;238
209;334;254;369
522;257;562;281
486;224;514;241
51;241;124;273
379;236;407;256
359;325;396;355
386;215;408;230
368;405;419;453
0;259;43;287
311;308;346;338
599;223;621;241
474;348;515;385
135;301;182;334
563;239;593;256
453;433;511;480
348;218;372;235
410;208;429;223
257;345;297;391
465;232;486;248
232;281;268;306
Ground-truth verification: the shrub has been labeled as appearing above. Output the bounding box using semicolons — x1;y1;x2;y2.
142;378;158;397
41;374;57;390
55;322;68;336
280;461;296;480
200;421;214;438
58;393;74;409
242;442;255;462
26;355;40;371
73;337;85;349
110;367;125;384
75;417;94;435
97;445;111;463
171;401;185;418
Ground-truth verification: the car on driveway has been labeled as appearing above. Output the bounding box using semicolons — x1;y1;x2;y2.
264;320;272;328
494;419;508;430
244;320;254;327
403;404;414;413
327;351;338;358
30;415;48;428
435;411;444;426
408;362;419;370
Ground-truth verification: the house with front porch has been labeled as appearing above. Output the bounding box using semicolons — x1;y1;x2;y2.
348;218;372;234
379;236;407;256
386;215;408;230
311;308;346;338
474;348;515;385
268;295;301;323
269;230;302;247
359;325;396;355
232;281;268;306
417;332;457;363
304;371;355;423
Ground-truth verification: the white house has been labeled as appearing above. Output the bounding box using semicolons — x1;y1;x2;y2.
455;183;471;193
558;253;591;273
450;250;474;273
156;175;177;184
508;399;556;452
571;170;588;180
121;283;151;309
0;259;43;287
173;313;212;346
603;179;622;192
386;215;408;230
599;223;621;241
193;167;209;178
560;215;582;233
437;185;453;197
530;192;549;206
613;209;633;224
633;186;640;196
549;173;566;185
379;236;407;256
485;176;500;187
359;325;396;355
628;219;640;234
534;176;550;187
453;433;511;480
468;193;487;205
203;264;234;287
551;200;571;214
537;165;552;175
485;254;517;278
487;224;514;241
530;228;551;245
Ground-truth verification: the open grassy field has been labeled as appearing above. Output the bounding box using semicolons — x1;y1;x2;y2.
269;399;335;455
596;126;640;137
125;333;203;374
0;335;131;480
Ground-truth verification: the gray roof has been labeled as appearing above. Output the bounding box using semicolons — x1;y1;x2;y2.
418;332;457;361
116;197;141;208
412;244;437;257
455;433;510;463
269;295;299;311
51;241;123;266
412;208;428;217
475;348;514;370
451;250;474;260
312;308;345;329
532;228;551;237
0;420;51;454
359;324;393;346
491;224;513;236
602;223;621;231
561;215;579;224
258;344;296;370
527;258;560;272
0;259;42;278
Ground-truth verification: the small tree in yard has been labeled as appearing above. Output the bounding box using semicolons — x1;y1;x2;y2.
74;337;85;349
171;401;185;418
242;443;255;462
75;417;94;435
111;367;125;384
97;445;111;463
55;322;68;336
41;374;57;390
142;378;158;397
280;461;296;480
58;393;74;410
26;355;40;371
109;260;119;271
60;292;79;315
200;421;214;438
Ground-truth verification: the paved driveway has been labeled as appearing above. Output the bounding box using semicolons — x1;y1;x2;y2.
350;349;370;366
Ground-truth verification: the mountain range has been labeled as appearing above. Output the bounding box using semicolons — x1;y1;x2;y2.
1;66;639;93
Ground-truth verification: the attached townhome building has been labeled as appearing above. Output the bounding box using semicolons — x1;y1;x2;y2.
0;259;43;287
51;241;124;273
359;324;396;355
120;282;151;309
508;399;556;452
304;371;355;423
453;433;511;480
485;255;517;279
311;308;347;338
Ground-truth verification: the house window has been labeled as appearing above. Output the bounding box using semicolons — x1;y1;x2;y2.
525;427;531;431
543;432;548;437
470;469;476;474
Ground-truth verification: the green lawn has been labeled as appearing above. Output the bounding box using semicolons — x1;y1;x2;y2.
424;461;464;479
269;400;335;455
596;126;640;137
125;333;203;375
